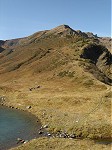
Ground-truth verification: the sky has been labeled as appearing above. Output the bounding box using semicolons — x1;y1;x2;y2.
0;0;111;40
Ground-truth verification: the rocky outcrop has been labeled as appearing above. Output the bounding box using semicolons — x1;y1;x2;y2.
0;46;5;53
81;43;112;85
0;40;5;46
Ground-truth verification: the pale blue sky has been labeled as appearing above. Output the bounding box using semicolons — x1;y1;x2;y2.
0;0;111;40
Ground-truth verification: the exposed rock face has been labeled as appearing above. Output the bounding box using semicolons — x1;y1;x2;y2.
81;44;111;64
0;47;5;53
81;43;112;85
0;41;5;53
85;32;98;38
0;40;5;46
1;38;25;49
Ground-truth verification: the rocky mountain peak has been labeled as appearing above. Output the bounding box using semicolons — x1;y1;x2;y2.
48;24;77;36
52;24;71;30
49;24;73;33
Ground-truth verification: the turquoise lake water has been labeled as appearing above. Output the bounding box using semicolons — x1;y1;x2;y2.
0;105;42;150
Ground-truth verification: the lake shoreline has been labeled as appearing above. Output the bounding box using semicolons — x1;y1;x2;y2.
0;99;111;150
0;104;48;150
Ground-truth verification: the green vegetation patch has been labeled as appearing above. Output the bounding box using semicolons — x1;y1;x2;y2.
58;70;75;78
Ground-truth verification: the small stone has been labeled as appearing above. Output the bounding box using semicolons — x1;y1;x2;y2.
70;134;76;139
17;138;21;141
59;133;67;138
47;133;51;136
26;106;31;109
43;124;48;128
21;140;25;143
24;140;28;144
43;112;46;115
40;126;43;129
18;104;21;106
29;88;32;91
38;131;43;134
36;85;40;88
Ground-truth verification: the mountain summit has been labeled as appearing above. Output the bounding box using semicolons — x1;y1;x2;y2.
1;25;111;49
51;24;71;30
46;24;77;36
50;24;74;32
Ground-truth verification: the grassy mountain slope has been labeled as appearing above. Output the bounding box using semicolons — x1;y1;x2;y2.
0;25;111;150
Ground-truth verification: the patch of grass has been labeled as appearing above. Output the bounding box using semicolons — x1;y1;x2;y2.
58;71;75;78
83;79;94;87
11;137;111;150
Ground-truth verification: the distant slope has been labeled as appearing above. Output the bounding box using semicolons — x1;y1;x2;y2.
0;25;111;85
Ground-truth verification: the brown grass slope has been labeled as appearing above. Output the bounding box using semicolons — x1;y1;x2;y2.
0;25;111;84
0;25;111;150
